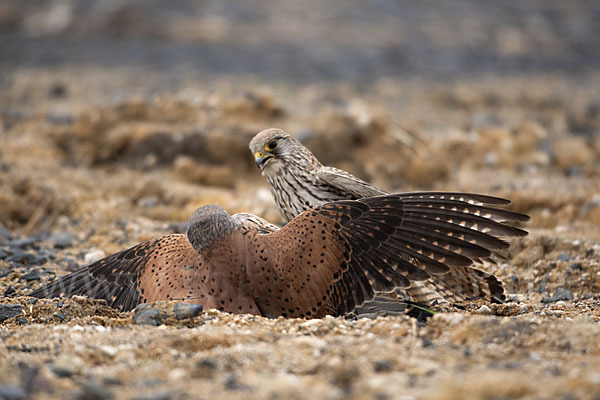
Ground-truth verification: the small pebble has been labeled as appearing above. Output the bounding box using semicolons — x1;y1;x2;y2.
0;225;10;241
557;254;572;262
102;377;122;386
135;303;151;313
519;305;530;314
224;374;252;391
194;358;218;379
542;288;574;303
0;304;24;322
0;385;26;400
53;313;66;322
475;305;493;315
99;345;118;357
131;393;172;400
46;111;73;125
196;359;217;370
173;303;203;320
6;251;38;264
374;360;392;372
4;285;16;296
8;237;38;249
21;269;42;281
84;250;106;264
569;263;583;272
51;232;74;248
76;382;114;400
51;364;75;378
134;308;167;326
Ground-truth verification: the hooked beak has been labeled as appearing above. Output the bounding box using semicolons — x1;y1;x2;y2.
254;152;274;171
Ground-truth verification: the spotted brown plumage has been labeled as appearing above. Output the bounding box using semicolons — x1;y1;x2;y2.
31;194;526;317
28;212;276;313
249;128;530;304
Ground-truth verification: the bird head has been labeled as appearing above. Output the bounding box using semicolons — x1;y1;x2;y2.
249;128;315;174
187;205;240;253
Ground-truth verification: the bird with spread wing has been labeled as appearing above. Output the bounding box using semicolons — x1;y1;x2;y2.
30;191;527;317
249;128;530;305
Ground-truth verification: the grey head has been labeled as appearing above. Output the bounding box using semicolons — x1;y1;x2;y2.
187;205;240;253
249;128;320;175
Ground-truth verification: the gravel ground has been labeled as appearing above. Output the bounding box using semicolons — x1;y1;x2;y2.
1;1;600;399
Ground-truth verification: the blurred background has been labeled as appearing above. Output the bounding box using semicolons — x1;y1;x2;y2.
0;0;599;244
2;0;599;82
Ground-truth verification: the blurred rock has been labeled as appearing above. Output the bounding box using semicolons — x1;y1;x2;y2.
84;250;106;264
50;364;75;378
134;307;168;326
0;385;25;400
542;288;574;303
0;304;24;322
173;303;203;320
5;251;37;264
0;225;10;241
76;382;114;400
475;305;493;315
50;232;74;248
131;393;172;400
46;111;73;125
20;269;41;282
194;359;218;379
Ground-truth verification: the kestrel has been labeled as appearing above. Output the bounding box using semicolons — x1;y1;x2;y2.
250;128;530;304
30;193;525;317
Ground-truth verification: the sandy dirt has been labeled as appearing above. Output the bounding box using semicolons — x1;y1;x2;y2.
1;1;600;399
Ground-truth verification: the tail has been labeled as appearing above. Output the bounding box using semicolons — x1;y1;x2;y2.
404;266;505;305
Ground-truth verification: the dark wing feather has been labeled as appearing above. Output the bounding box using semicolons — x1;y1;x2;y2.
29;238;162;311
253;193;527;317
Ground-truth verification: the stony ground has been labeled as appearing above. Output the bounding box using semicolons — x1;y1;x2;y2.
1;1;600;399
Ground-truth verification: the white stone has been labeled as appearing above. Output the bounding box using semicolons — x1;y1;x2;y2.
84;250;106;264
475;305;493;315
99;345;118;357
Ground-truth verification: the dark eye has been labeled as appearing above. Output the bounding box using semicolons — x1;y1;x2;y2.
265;140;279;151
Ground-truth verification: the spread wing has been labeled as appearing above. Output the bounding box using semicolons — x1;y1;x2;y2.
28;237;161;311
29;234;261;314
247;193;528;318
